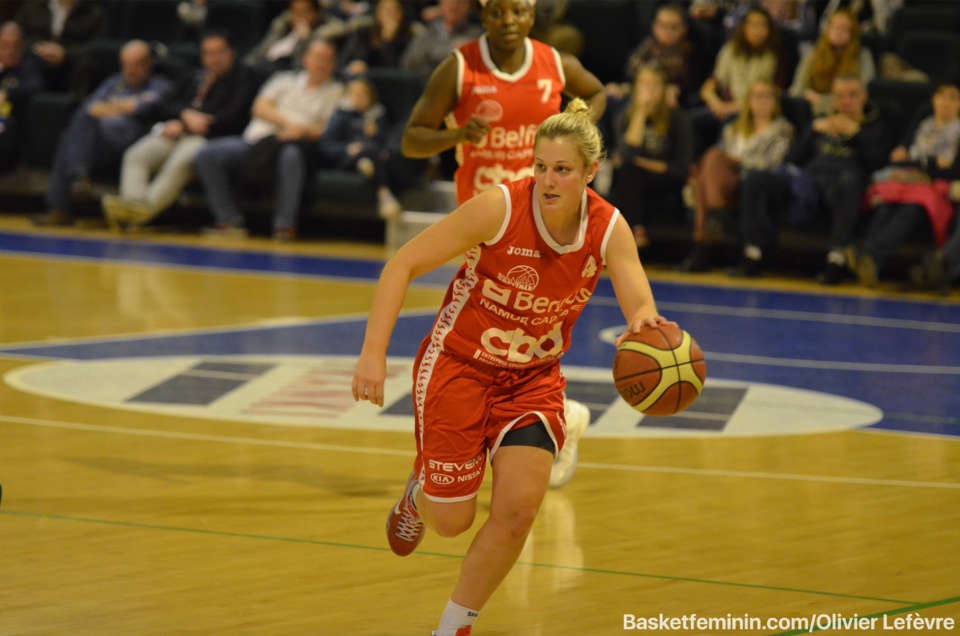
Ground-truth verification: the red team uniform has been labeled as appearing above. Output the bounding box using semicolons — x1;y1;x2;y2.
413;178;620;502
449;36;565;204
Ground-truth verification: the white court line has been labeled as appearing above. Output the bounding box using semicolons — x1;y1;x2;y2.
0;247;455;288
589;296;960;333
4;414;959;491
0;310;438;353
0;414;415;457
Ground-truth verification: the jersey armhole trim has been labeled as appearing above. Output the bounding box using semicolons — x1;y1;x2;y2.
486;184;512;246
453;49;465;101
600;208;620;266
552;47;566;87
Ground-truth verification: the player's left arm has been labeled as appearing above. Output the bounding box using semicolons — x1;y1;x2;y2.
604;213;670;346
560;53;607;123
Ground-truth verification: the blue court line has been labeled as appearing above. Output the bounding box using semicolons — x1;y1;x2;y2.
0;230;387;279
0;230;465;286
5;230;960;325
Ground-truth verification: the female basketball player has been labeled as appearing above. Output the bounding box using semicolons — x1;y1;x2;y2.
352;100;668;636
401;0;608;488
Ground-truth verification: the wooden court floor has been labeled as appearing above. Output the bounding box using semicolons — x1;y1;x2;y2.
1;215;958;635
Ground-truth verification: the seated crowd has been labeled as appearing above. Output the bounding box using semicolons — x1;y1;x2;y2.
0;0;958;294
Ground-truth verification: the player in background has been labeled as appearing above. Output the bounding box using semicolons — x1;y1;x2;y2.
354;99;667;636
401;0;607;488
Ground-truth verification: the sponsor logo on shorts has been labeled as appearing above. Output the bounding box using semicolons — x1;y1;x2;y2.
430;474;455;485
428;453;485;474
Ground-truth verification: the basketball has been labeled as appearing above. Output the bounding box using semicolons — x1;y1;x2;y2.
613;323;706;416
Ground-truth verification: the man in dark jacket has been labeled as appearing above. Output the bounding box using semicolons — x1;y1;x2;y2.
101;30;257;230
0;21;45;173
735;74;887;282
15;0;106;95
32;40;172;226
789;74;888;284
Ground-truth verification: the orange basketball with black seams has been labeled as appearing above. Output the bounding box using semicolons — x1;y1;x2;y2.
613;323;706;416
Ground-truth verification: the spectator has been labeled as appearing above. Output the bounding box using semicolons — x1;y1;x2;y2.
609;65;694;249
854;81;960;287
910;201;960;296
529;0;583;57
737;74;887;282
245;0;349;74
338;0;422;78
617;3;709;110
101;31;257;231
695;7;787;155
322;0;374;22
789;8;875;117
15;0;106;95
817;0;902;38
680;80;794;272
757;0;816;41
0;21;45;174
318;76;401;219
31;40;172;228
192;39;344;241
177;0;208;30
400;0;483;81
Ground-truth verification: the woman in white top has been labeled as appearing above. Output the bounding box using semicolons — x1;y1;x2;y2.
681;80;795;272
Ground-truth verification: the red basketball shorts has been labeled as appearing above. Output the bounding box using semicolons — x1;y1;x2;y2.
411;338;567;502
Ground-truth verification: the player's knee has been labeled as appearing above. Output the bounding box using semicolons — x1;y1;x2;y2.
431;510;476;537
491;505;539;545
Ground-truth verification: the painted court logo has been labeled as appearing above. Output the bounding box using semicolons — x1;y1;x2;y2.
4;355;883;438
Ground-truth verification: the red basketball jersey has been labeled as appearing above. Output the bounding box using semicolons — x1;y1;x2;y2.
427;177;620;370
449;36;565;204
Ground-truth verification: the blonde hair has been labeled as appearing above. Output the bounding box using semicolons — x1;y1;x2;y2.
535;98;606;167
733;80;781;138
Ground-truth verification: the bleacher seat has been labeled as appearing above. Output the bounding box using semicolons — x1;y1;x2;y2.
23;93;79;170
887;5;960;49
867;79;936;140
564;0;643;84
895;31;960;84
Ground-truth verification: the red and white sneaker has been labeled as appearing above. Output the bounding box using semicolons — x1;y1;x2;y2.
431;628;472;636
386;471;424;556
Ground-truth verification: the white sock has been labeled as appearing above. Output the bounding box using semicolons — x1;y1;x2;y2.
827;249;846;266
435;600;478;635
744;245;762;261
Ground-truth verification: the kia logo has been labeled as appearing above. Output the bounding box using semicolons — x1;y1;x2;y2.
431;474;455;485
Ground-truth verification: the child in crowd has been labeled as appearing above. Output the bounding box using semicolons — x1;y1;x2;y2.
854;81;960;287
318;76;401;219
